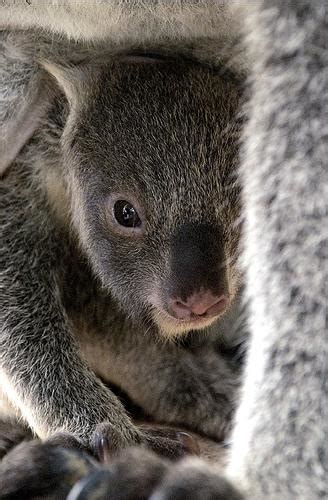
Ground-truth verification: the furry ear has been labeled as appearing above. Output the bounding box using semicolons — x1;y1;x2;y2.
0;69;51;177
0;61;88;177
41;61;90;106
1;87;47;176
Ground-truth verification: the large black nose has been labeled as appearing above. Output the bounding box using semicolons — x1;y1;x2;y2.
167;223;228;319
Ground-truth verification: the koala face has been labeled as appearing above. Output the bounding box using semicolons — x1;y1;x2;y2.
59;55;242;337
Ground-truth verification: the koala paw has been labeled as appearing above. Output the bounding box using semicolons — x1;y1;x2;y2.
0;425;198;498
92;422;199;461
48;420;197;462
67;448;244;500
68;447;168;500
150;353;239;442
150;457;243;500
0;439;98;499
0;419;33;459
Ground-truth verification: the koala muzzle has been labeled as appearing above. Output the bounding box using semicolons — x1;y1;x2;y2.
167;223;228;322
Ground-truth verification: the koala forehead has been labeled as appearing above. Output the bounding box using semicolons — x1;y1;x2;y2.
69;57;241;227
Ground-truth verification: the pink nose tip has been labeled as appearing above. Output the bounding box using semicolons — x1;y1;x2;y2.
168;291;228;320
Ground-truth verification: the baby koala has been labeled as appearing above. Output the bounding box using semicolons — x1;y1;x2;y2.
0;48;243;457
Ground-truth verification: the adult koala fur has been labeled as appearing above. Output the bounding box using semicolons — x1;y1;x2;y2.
1;0;328;499
0;26;244;459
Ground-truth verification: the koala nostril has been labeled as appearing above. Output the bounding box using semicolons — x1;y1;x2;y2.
169;299;192;320
189;293;228;317
200;294;228;317
168;292;228;320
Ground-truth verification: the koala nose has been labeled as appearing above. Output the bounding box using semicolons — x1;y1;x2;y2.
168;291;228;320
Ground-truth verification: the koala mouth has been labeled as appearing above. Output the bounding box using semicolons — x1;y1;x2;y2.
150;304;224;338
148;286;229;337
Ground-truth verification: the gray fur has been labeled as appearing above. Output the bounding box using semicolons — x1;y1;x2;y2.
142;1;328;498
1;0;327;498
0;0;246;176
228;1;328;497
0;0;244;71
0;439;98;499
0;35;243;462
0;30;95;175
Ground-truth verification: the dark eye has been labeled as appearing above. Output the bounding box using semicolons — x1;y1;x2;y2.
113;200;141;228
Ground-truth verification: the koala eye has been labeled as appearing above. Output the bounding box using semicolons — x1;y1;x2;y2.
113;200;141;228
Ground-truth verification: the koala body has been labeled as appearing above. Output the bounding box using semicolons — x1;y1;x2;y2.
0;42;243;455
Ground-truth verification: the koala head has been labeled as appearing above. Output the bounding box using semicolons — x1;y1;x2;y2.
47;54;242;338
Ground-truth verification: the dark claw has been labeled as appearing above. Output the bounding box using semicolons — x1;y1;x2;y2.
91;423;141;463
176;431;201;456
140;426;199;460
95;436;112;464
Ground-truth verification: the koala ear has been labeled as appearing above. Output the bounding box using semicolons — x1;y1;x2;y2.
41;61;89;106
0;77;49;177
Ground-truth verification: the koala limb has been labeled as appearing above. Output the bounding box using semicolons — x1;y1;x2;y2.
65;449;242;500
227;0;328;497
81;324;239;442
0;171;160;451
0;0;240;56
0;439;98;500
